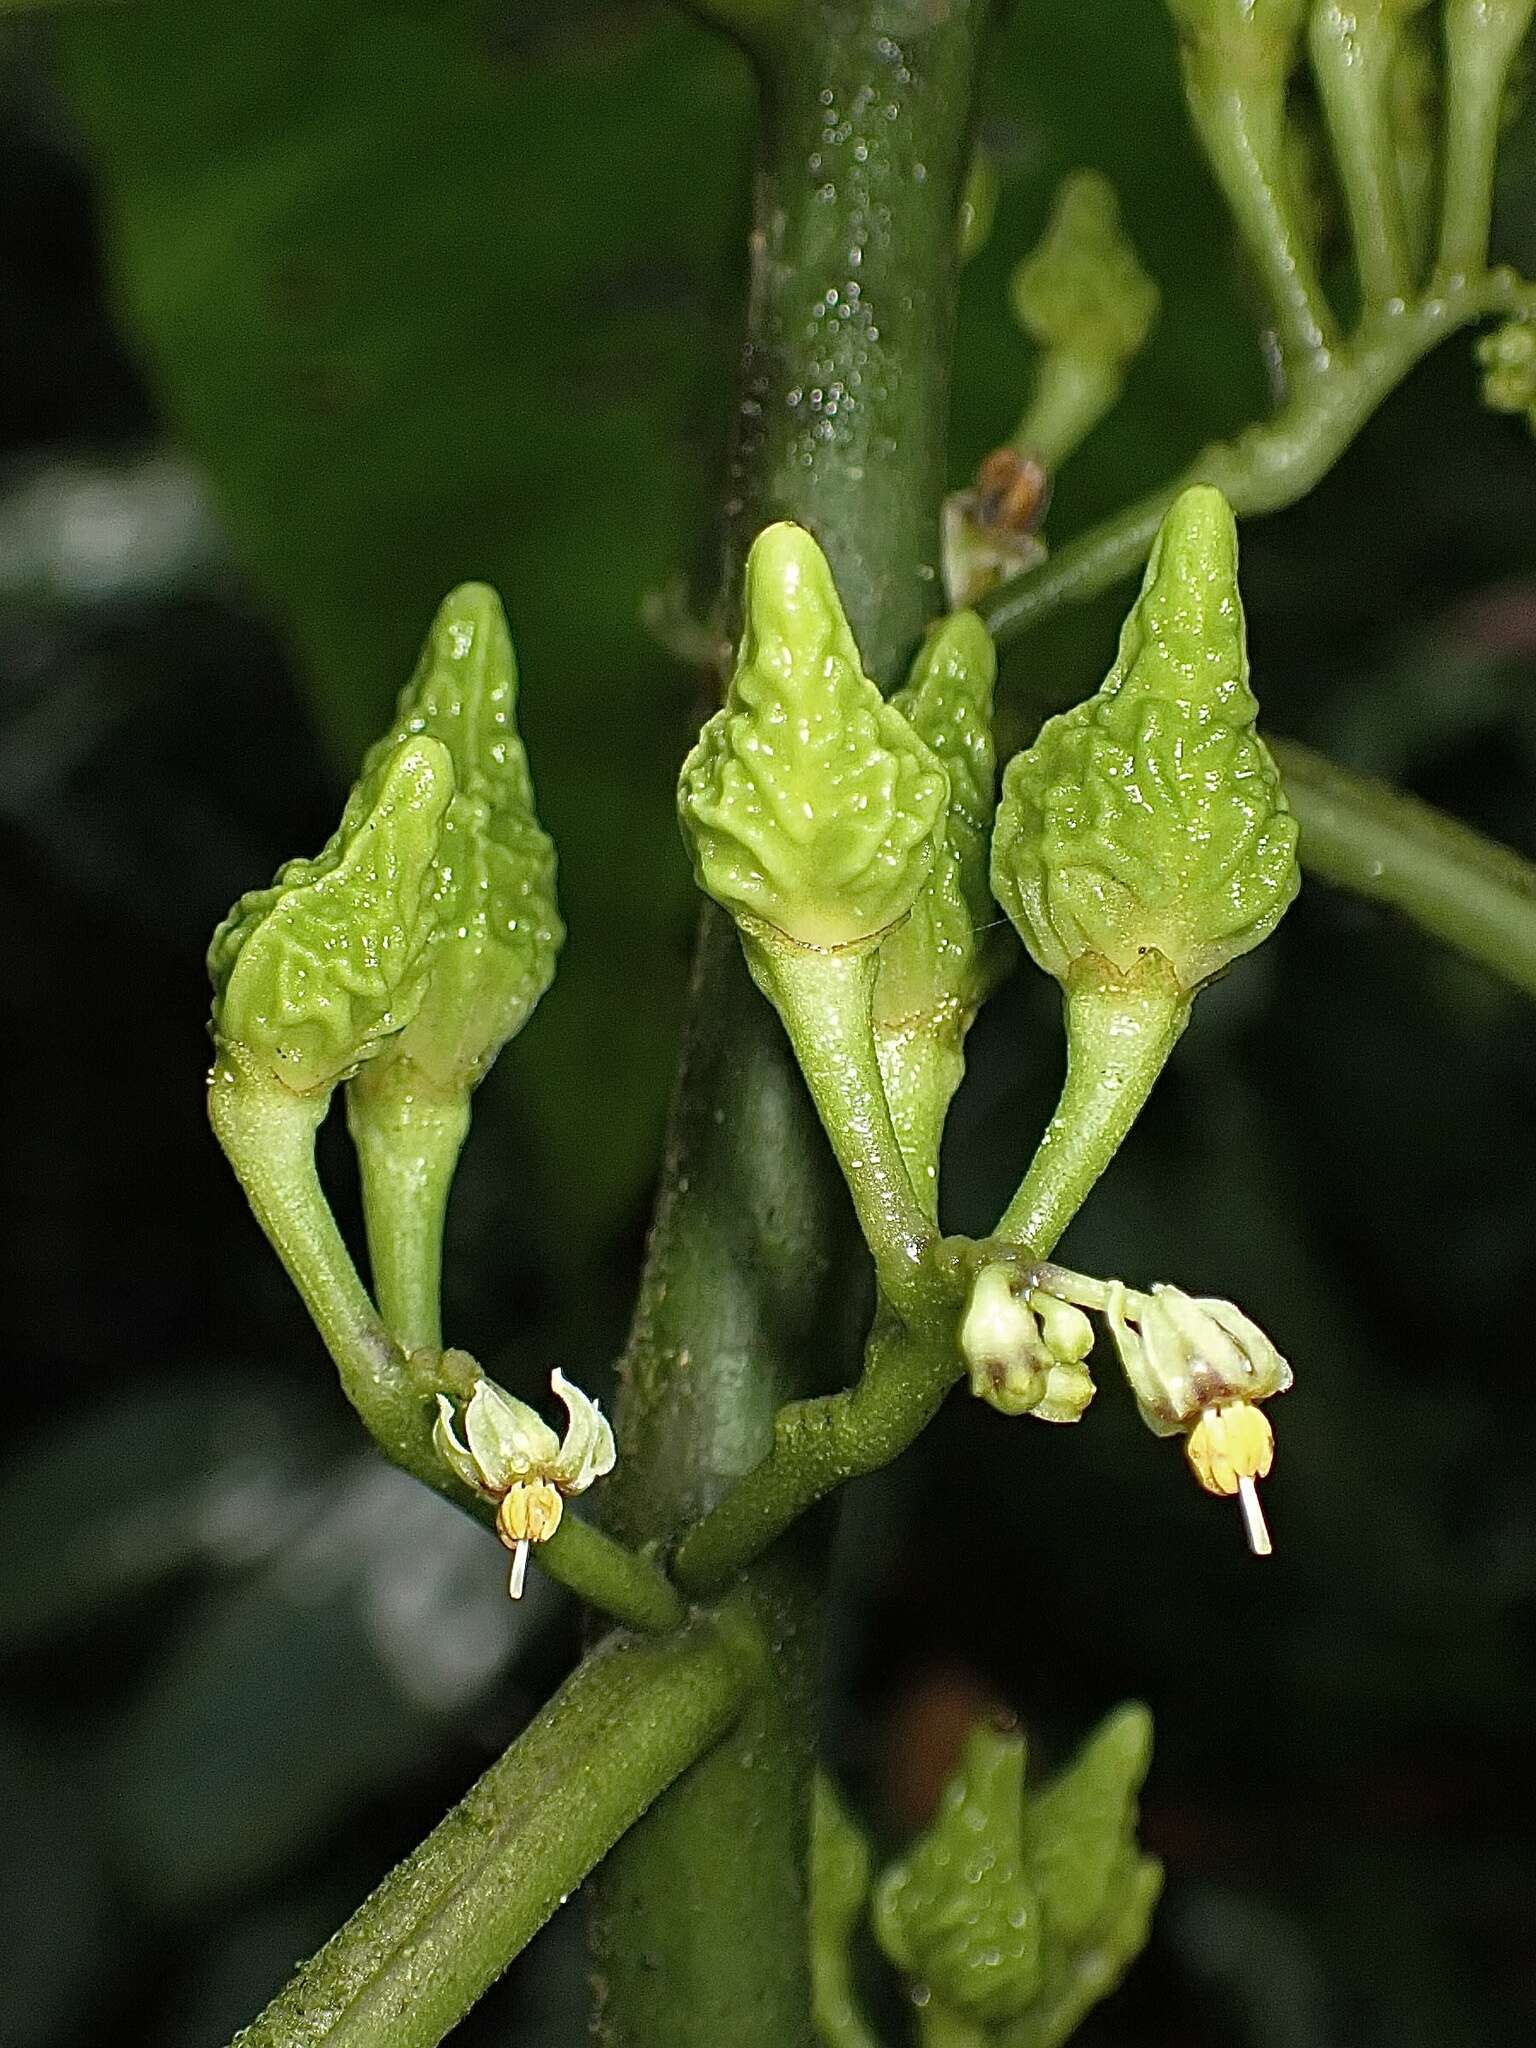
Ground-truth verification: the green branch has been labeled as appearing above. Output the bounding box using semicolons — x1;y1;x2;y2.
1275;737;1536;1000
1308;1;1413;308
1437;0;1536;284
977;271;1536;648
228;1615;760;2048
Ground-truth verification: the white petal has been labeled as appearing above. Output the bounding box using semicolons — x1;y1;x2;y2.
433;1393;493;1496
548;1368;617;1493
464;1377;561;1487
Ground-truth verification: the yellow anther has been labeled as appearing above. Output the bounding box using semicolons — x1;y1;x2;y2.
1184;1402;1273;1497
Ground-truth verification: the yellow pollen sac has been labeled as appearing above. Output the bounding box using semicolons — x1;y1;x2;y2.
497;1478;565;1547
1184;1401;1274;1498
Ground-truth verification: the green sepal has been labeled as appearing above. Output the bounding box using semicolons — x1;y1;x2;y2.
678;522;950;951
353;582;563;1095
208;736;454;1096
991;485;1298;995
872;612;1004;1203
873;1724;1044;2025
1009;172;1158;379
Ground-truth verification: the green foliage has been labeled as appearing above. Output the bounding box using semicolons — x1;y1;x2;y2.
679;523;949;952
208;736;453;1096
991;485;1298;994
873;1711;1161;2046
810;1778;881;2048
351;583;561;1098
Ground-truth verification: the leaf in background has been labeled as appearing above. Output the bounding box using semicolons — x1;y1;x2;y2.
57;0;753;1258
106;1455;556;1909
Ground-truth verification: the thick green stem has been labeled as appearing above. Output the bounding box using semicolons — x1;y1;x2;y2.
208;1052;438;1484
592;7;990;2041
1309;2;1413;306
749;937;936;1316
994;959;1189;1253
1274;737;1536;1000
229;1615;759;2048
346;1059;470;1356
1436;0;1536;284
211;1052;680;1634
1176;36;1337;375
977;272;1536;648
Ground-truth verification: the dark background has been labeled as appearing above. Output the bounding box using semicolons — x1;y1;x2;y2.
3;2;1535;2043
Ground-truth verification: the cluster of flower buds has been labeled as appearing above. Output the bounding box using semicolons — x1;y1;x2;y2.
433;1363;616;1596
963;1259;1292;1556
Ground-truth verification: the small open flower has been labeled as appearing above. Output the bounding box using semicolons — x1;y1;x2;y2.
1105;1282;1290;1555
434;1368;616;1596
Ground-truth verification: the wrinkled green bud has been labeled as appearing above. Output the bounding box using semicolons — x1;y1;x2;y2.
1010;1709;1163;2048
1010;172;1159;376
208;737;454;1095
873;1711;1161;2043
960;1264;1095;1423
873;1724;1044;2025
872;613;1004;1201
991;486;1298;996
1478;318;1536;425
678;523;950;952
353;583;562;1095
810;1778;880;2048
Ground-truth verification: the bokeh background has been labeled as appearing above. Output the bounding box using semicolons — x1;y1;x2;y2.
3;2;1535;2043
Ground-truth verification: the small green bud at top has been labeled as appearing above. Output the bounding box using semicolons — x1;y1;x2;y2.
1009;172;1159;377
678;523;949;952
991;485;1298;995
208;736;453;1096
355;583;563;1095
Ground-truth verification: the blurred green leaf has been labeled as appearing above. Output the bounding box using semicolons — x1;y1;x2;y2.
58;0;753;1258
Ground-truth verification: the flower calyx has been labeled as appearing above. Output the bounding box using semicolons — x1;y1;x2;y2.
433;1361;616;1596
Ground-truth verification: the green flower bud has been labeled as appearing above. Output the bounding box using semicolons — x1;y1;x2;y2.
1011;1708;1163;2048
678;522;950;953
1009;171;1159;383
960;1264;1096;1423
353;583;563;1096
873;1724;1044;2025
991;485;1298;997
1106;1282;1291;1438
872;1710;1160;2044
1478;317;1536;426
208;736;454;1097
873;612;1004;1206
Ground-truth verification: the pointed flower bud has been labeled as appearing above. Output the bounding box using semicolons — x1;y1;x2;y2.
1010;170;1158;366
208;736;454;1096
872;1711;1160;2042
352;583;563;1096
678;522;950;953
433;1364;616;1596
992;486;1298;997
874;612;1006;1205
